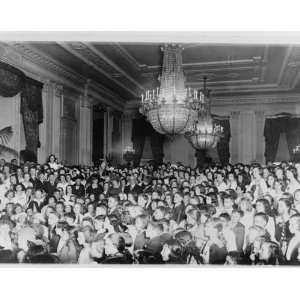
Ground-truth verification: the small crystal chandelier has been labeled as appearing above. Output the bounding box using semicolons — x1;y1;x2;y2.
140;44;204;135
185;77;223;150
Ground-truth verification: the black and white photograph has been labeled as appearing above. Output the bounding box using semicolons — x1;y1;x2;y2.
1;33;300;267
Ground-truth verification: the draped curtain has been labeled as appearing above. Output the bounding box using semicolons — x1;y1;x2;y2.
0;61;43;162
195;149;209;169
286;118;300;161
132;118;146;167
150;131;164;165
21;77;43;162
264;118;283;163
111;112;122;164
216;118;231;165
131;116;164;166
264;114;300;163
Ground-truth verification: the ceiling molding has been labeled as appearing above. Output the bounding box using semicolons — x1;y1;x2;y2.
145;58;262;71
9;42;87;84
259;46;269;83
276;46;300;90
110;43;142;71
4;42;124;109
57;42;139;97
277;46;293;86
83;42;145;91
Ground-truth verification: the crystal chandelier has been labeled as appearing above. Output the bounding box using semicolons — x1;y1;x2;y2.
140;44;204;135
185;77;223;150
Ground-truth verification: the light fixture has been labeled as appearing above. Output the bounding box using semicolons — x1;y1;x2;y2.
140;44;204;135
185;77;223;150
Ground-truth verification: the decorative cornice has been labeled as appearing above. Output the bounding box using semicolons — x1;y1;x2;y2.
213;93;300;106
2;42;124;110
230;111;241;117
10;42;85;84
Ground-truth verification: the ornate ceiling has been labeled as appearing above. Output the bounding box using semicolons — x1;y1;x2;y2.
5;42;300;104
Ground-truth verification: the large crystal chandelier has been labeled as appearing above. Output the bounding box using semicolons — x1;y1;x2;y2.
140;44;204;135
185;77;223;150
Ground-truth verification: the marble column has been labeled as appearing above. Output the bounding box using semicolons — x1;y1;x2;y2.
121;110;134;163
111;110;123;164
230;111;240;164
230;110;259;164
240;111;256;164
103;107;113;159
122;110;133;148
78;83;93;166
255;110;265;164
38;81;62;163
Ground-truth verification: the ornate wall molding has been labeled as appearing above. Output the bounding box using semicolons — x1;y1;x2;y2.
3;42;124;110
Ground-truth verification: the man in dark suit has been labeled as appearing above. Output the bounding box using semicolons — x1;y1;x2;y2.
144;222;172;255
107;196;121;220
124;175;142;195
72;176;85;198
29;167;43;190
230;209;245;253
44;173;57;196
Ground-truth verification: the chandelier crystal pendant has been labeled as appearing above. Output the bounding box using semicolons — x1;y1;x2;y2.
140;44;205;135
185;77;223;150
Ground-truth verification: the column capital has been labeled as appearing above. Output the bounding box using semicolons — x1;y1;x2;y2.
110;110;123;118
255;110;265;117
43;80;56;92
55;84;64;97
230;111;240;118
80;94;93;108
123;108;138;118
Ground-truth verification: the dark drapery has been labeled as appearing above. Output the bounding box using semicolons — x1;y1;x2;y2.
0;62;43;161
195;149;209;169
263;114;300;163
150;131;164;165
264;118;283;163
111;111;122;164
0;61;43;162
286;118;300;161
263;114;298;163
131;116;164;166
132;118;146;167
21;77;44;162
216;118;231;165
0;61;25;97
